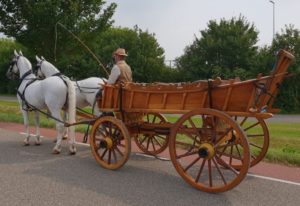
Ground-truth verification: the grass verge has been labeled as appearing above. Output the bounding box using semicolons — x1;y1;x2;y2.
0;101;299;166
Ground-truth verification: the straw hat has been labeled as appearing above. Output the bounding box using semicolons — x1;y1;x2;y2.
113;48;128;57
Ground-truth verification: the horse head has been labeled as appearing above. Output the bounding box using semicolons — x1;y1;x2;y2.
35;55;46;79
6;50;33;80
35;56;61;79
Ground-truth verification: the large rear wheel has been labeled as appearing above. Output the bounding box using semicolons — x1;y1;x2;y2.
233;116;269;168
169;109;250;193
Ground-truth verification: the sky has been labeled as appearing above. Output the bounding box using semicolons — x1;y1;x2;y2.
1;0;299;61
106;0;300;60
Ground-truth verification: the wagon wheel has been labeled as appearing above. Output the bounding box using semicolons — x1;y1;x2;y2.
90;116;131;170
169;109;250;193
134;113;169;155
233;116;269;168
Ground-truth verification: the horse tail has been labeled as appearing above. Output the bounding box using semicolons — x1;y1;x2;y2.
65;77;76;143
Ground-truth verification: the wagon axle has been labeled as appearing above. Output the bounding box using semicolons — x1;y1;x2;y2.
99;138;113;149
198;143;215;159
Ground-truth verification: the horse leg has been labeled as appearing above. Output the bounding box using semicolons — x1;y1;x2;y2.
63;111;68;140
50;110;64;154
34;110;41;145
21;109;30;146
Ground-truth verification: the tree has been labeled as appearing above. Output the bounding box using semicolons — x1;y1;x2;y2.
176;16;259;81
0;39;26;93
269;25;300;112
0;0;116;59
88;26;167;83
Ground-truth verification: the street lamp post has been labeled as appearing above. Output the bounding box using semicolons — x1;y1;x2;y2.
269;0;275;40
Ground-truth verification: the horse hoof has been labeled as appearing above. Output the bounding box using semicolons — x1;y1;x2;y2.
35;142;41;146
62;136;68;140
52;149;60;155
69;151;76;155
23;142;30;146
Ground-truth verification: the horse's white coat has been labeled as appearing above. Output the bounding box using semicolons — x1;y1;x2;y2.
6;51;77;154
36;56;105;116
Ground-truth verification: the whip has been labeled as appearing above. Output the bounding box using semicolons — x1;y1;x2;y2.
54;22;109;77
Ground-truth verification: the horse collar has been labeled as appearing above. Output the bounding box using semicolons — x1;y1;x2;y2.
20;70;33;81
52;72;62;76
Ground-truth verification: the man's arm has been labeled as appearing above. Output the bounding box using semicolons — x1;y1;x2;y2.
107;65;121;84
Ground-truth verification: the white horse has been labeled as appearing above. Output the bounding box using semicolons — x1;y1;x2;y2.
35;56;105;116
6;50;77;154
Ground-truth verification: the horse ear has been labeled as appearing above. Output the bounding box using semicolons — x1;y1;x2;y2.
19;50;23;56
14;50;19;56
36;55;41;62
41;56;45;60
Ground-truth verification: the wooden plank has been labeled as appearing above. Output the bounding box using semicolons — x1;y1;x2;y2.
181;93;187;110
246;86;257;111
222;87;232;111
201;91;207;107
129;91;134;109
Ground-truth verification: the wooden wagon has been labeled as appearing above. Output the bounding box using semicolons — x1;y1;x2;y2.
87;50;294;193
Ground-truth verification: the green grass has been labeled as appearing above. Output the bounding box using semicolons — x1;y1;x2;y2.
0;100;89;133
0;101;299;167
265;123;300;166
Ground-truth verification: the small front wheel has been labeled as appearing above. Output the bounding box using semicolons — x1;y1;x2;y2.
90;116;131;170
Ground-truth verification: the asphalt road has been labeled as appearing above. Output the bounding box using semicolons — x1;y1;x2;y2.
0;128;300;206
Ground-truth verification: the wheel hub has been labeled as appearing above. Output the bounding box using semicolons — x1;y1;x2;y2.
99;137;113;149
198;143;215;159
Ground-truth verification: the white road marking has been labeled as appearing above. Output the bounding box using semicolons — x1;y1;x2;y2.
247;173;300;186
19;132;44;138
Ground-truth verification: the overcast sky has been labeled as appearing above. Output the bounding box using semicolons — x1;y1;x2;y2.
1;0;299;60
106;0;300;60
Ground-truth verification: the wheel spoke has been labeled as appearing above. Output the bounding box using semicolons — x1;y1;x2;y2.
208;159;213;187
235;145;242;160
180;129;201;145
247;134;264;138
249;142;263;149
239;117;248;126
229;145;233;165
215;156;239;176
216;150;244;161
152;136;163;147
244;122;260;131
152;115;157;123
176;150;199;159
175;140;196;148
108;149;112;164
184;156;201;172
115;146;124;157
146;137;151;150
139;135;148;145
112;149;117;163
100;148;108;159
195;158;206;183
97;128;106;137
215;127;234;145
212;157;227;185
155;135;167;141
150;138;156;151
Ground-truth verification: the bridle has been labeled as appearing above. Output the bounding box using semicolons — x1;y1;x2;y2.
35;60;61;79
8;55;33;81
34;60;45;78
